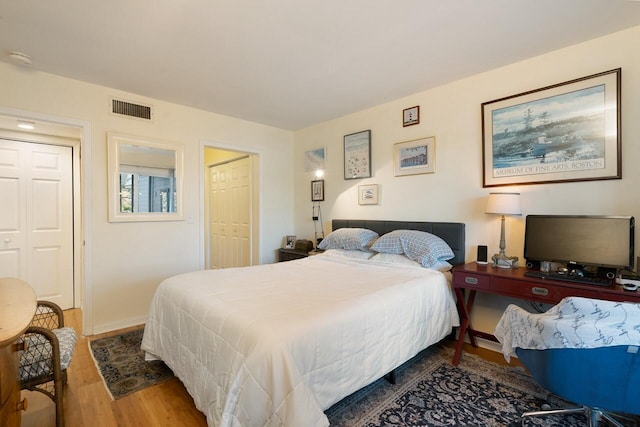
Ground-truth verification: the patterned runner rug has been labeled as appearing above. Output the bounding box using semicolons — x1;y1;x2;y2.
89;328;174;400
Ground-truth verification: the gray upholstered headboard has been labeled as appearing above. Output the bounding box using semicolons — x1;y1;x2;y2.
331;219;466;266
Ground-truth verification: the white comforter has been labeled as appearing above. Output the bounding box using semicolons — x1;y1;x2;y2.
141;253;459;427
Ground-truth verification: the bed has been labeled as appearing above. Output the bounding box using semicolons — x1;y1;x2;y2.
142;219;465;427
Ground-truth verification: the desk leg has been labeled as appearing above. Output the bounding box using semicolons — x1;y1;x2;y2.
452;288;477;366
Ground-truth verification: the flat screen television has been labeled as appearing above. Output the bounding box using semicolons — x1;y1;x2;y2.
524;215;635;271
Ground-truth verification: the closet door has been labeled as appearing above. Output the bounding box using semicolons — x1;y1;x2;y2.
228;157;251;267
209;163;229;269
0;140;74;308
209;156;251;269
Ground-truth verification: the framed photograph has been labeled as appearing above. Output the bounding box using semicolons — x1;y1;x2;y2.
393;137;435;177
482;68;621;187
311;179;324;201
358;184;379;205
305;147;326;171
344;130;371;180
284;235;296;249
403;105;420;127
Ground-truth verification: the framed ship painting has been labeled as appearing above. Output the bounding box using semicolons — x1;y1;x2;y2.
482;68;621;187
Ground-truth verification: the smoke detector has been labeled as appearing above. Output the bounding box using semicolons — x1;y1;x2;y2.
9;51;32;66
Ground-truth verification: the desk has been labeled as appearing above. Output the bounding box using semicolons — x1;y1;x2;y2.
451;262;640;366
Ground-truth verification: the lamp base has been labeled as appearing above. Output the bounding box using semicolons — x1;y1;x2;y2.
492;253;519;269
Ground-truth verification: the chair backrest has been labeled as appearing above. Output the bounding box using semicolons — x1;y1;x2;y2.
31;300;64;329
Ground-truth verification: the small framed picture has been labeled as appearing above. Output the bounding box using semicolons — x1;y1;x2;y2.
403;106;420;127
358;184;379;205
394;137;435;176
305;147;326;171
284;235;297;249
311;179;324;201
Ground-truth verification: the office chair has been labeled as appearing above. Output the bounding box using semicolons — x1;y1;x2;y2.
495;296;640;427
516;346;640;426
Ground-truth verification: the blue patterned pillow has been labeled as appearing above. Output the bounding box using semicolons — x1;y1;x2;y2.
369;231;404;254
318;228;379;251
371;229;454;268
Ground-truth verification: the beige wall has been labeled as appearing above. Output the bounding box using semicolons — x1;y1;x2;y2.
204;146;248;166
293;26;640;343
0;62;294;334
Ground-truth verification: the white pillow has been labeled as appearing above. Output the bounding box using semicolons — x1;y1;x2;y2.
431;260;454;272
321;249;375;260
370;253;422;267
370;253;453;272
318;228;379;251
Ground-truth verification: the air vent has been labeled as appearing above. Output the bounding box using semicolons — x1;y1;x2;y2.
111;98;152;120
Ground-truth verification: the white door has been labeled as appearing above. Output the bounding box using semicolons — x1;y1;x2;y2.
209;164;229;269
0;139;74;308
209;156;251;269
228;157;251;267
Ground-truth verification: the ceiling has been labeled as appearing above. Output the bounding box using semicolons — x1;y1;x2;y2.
2;1;640;131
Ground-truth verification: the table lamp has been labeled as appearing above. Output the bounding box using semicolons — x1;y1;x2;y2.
485;192;521;268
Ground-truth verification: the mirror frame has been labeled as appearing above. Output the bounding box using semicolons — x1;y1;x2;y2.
107;132;184;222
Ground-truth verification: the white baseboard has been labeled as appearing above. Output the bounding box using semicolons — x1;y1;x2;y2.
476;337;503;353
470;336;519;360
92;315;147;335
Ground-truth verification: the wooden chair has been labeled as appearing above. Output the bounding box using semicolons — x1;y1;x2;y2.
19;301;77;427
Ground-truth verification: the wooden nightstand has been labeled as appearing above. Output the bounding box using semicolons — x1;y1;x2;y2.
277;248;309;262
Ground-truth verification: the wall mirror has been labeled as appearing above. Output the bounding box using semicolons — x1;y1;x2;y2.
107;132;184;222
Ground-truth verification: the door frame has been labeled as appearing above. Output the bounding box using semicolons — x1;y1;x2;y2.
0;107;94;333
200;140;261;269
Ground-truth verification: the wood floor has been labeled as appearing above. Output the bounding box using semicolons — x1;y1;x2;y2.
21;309;207;427
21;309;520;427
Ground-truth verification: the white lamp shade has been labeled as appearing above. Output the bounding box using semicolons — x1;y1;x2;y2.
485;192;522;216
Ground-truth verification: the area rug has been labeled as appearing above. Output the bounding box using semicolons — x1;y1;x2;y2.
325;345;629;427
89;328;174;400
